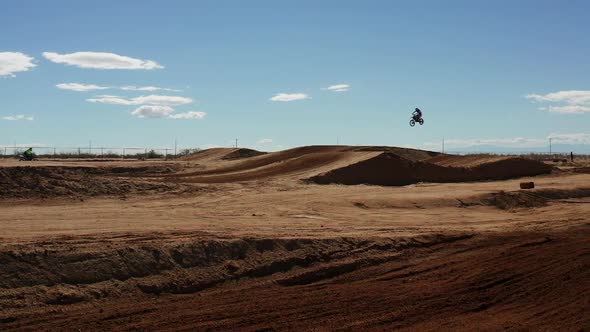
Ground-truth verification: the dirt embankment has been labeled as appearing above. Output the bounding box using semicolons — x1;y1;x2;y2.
1;228;588;331
175;146;355;177
0;166;196;199
309;153;553;186
182;148;266;162
165;146;440;183
221;148;267;160
459;187;590;210
0;234;468;308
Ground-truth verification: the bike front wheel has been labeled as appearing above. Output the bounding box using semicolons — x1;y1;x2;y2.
418;118;424;125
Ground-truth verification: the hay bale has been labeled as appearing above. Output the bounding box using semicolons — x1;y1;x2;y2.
520;182;535;189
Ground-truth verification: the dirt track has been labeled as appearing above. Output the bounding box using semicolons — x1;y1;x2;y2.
0;146;589;331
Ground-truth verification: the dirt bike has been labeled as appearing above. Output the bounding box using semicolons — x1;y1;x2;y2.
18;154;38;161
409;115;424;127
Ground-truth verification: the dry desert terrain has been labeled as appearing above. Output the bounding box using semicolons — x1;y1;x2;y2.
1;146;589;331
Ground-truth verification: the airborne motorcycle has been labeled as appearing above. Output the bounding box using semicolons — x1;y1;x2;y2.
409;115;424;127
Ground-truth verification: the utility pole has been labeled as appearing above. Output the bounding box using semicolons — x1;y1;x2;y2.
89;140;92;155
235;138;238;148
549;138;552;155
174;139;177;157
442;137;445;154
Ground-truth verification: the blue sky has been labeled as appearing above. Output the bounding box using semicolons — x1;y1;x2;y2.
1;0;589;152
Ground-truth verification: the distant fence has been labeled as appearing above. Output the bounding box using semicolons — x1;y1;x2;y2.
0;146;201;159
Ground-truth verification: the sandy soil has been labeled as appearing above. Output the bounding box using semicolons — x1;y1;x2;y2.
0;146;589;331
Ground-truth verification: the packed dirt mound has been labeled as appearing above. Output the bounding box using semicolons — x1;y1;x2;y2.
176;146;353;177
0;166;192;199
221;148;267;160
180;148;235;161
573;166;590;174
168;146;439;182
182;148;265;162
169;151;378;183
492;187;590;209
426;154;510;167
352;146;439;161
309;152;553;186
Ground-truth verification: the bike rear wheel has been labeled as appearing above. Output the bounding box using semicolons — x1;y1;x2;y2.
409;119;416;127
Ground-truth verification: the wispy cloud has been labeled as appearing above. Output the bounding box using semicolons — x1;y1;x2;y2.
131;106;206;120
526;91;590;105
0;52;36;77
56;83;109;91
544;105;590;114
1;114;34;121
257;138;273;144
323;84;350;92
43;51;163;70
87;94;193;106
548;133;590;145
168;111;206;119
87;92;202;120
424;137;546;149
526;90;590;114
131;105;175;118
424;133;590;149
269;93;310;102
120;85;181;92
58;83;181;93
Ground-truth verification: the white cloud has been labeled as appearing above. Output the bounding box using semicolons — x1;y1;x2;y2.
87;95;134;105
168;111;206;119
269;93;310;102
526;91;590;105
120;85;181;92
42;51;163;70
258;138;273;144
1;114;34;121
57;83;181;92
424;137;546;149
56;83;109;92
87;94;193;106
0;52;36;77
526;90;590;114
131;105;175;118
131;106;205;120
546;105;590;114
548;133;590;145
323;84;350;92
424;133;590;149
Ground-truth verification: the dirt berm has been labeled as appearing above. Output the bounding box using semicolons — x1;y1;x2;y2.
309;152;553;186
0;166;194;199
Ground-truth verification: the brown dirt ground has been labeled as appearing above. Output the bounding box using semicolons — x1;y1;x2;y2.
0;146;589;331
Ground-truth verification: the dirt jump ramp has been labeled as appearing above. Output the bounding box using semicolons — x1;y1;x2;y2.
308;152;553;186
168;146;440;182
